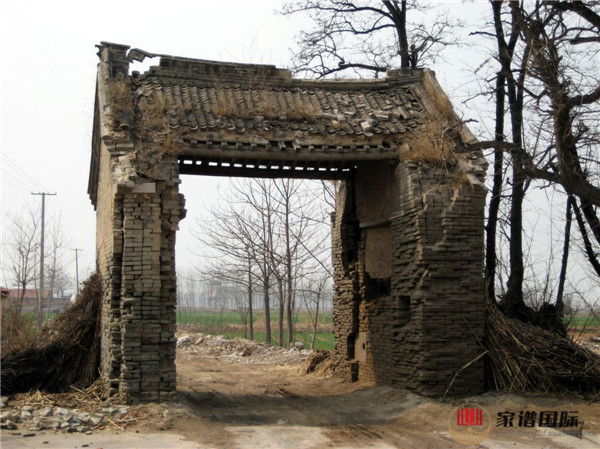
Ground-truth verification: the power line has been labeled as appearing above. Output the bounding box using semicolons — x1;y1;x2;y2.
3;154;50;192
1;176;32;192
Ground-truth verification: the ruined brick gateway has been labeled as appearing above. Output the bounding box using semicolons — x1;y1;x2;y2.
88;42;488;403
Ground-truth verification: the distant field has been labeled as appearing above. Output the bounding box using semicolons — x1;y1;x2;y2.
565;315;600;331
177;309;335;351
176;309;333;326
212;330;335;351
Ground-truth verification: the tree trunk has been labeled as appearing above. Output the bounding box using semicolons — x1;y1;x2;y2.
485;72;506;302
286;288;294;347
504;167;525;315
284;192;294;348
573;198;600;277
556;196;573;306
501;19;530;317
383;0;409;68
248;264;254;341
263;269;271;346
277;277;284;346
310;294;320;350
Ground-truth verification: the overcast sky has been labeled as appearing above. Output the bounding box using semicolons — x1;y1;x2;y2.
2;1;594;303
0;0;309;287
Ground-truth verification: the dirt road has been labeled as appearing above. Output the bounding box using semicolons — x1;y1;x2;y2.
151;334;600;448
2;334;599;448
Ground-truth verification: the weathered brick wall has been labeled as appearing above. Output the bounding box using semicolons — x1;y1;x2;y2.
331;179;360;381
94;44;185;403
96;158;184;402
332;160;487;396
116;179;183;402
96;137;123;396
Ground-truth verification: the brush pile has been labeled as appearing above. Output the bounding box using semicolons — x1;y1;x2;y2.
485;298;600;398
302;350;334;377
1;273;102;396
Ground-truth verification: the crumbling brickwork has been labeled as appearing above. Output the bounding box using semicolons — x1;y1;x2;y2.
91;44;185;403
332;160;487;395
90;42;487;403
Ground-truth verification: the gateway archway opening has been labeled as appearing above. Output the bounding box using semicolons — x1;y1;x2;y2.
175;173;336;350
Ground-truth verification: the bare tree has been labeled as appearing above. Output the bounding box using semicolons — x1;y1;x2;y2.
285;0;600;333
301;273;331;350
5;206;39;314
43;213;70;321
466;1;600;328
281;0;459;78
192;191;260;341
193;178;333;346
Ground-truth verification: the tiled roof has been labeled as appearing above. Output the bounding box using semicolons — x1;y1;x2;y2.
131;56;425;139
91;44;470;191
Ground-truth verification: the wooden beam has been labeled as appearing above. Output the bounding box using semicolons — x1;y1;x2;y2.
179;161;353;180
180;146;395;163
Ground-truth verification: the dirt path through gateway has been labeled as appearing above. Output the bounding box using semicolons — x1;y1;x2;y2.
142;334;599;448
2;334;599;449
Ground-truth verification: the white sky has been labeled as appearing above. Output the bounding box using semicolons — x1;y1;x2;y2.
1;1;596;305
0;0;305;287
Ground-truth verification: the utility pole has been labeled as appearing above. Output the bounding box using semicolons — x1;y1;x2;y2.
31;192;56;330
71;248;83;296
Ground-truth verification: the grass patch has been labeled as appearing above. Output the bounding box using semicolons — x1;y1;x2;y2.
106;78;133;129
565;315;600;330
176;309;334;350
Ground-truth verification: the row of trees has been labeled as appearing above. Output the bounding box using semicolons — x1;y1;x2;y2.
2;203;75;327
188;178;334;347
177;272;333;348
280;0;600;332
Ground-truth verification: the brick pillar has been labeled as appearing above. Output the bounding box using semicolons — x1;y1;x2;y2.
332;161;486;396
113;179;184;403
388;162;486;395
331;179;360;381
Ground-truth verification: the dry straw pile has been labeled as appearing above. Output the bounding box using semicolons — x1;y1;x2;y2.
485;298;600;398
1;273;102;396
302;350;334;377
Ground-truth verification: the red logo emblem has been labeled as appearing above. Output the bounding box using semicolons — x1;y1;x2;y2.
457;407;483;426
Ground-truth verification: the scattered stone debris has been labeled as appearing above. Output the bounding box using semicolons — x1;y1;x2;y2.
0;334;323;437
176;333;312;366
0;402;133;434
579;336;600;356
0;379;147;435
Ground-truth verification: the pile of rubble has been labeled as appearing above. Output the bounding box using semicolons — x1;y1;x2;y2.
0;378;151;437
176;333;310;365
0;403;131;434
578;336;600;356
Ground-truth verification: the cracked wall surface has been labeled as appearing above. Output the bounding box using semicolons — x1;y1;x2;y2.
92;44;186;403
332;158;487;395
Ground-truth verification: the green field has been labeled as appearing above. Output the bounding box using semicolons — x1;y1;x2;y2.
176;309;335;350
564;315;600;330
176;309;333;326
